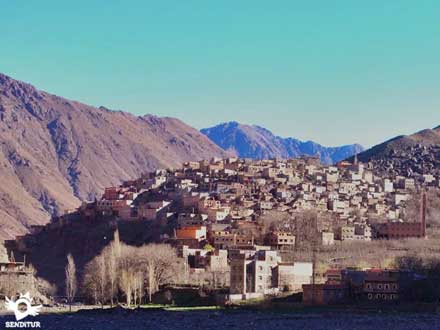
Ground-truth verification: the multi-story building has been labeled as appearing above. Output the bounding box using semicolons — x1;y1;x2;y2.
230;250;312;299
211;231;254;249
265;232;295;250
363;270;399;302
303;268;406;305
175;226;207;248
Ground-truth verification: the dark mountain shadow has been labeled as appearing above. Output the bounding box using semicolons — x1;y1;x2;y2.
5;216;167;295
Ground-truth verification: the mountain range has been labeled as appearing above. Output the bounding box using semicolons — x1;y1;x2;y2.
0;73;227;239
0;72;438;240
201;122;364;164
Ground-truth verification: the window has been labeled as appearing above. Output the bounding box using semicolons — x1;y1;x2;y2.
384;284;390;290
377;284;383;290
368;293;373;300
366;283;372;290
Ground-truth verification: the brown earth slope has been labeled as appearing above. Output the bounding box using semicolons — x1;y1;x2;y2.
348;126;440;178
0;73;227;239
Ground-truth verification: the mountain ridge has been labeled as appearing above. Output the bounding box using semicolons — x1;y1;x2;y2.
0;73;227;239
201;121;364;164
347;125;440;178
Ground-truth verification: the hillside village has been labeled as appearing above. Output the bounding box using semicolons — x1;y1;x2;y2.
3;155;439;306
81;155;434;243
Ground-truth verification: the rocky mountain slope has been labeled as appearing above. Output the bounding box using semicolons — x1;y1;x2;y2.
349;126;440;179
0;73;227;239
201;121;364;164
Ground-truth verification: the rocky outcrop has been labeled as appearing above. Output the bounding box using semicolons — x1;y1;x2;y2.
348;126;440;179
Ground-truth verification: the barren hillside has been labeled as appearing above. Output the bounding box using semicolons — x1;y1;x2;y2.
0;73;227;239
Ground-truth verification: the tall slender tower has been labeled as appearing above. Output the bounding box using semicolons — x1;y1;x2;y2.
420;191;427;238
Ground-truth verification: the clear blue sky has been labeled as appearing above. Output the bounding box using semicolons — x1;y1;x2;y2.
1;1;439;147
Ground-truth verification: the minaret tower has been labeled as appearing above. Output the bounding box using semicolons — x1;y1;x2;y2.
420;191;427;238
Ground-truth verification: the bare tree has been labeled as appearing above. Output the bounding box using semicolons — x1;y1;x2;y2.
292;210;320;304
84;253;108;308
65;253;77;312
98;253;108;308
118;244;138;307
80;239;178;307
133;271;144;306
106;231;121;306
404;190;440;227
294;210;319;249
138;244;177;303
403;192;422;223
83;252;110;306
82;262;99;305
146;262;155;303
120;269;134;307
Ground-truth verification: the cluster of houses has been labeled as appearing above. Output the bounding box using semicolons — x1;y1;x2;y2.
67;156;435;300
3;156;436;302
83;156;432;243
